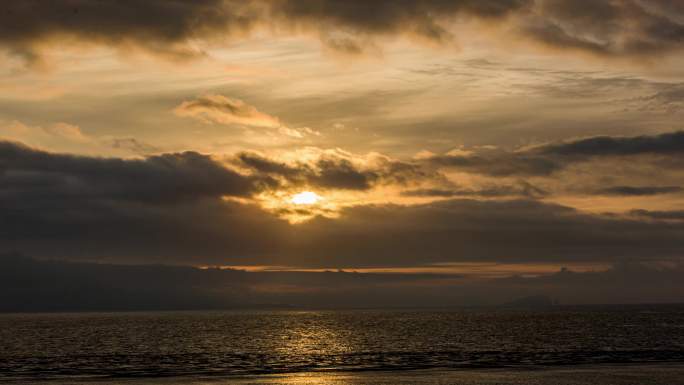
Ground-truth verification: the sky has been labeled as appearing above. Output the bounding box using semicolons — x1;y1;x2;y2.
2;0;684;307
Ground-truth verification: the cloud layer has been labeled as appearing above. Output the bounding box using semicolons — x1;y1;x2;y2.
175;95;282;128
3;135;684;268
4;253;684;310
427;131;684;177
0;140;268;204
4;0;684;66
235;150;432;191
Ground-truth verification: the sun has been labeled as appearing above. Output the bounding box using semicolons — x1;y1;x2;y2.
290;191;322;205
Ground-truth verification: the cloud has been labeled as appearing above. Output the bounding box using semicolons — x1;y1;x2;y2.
422;131;684;177
401;181;548;198
593;185;682;196
0;140;293;264
427;152;560;176
3;253;684;311
522;0;684;57
0;120;161;157
175;94;282;128
107;138;160;155
629;209;684;221
0;0;529;66
490;262;684;305
236;150;435;191
174;94;320;139
273;0;684;60
626;83;684;113
289;199;684;267
269;0;530;49
3;140;684;269
0;120;91;146
0;0;259;67
0;140;270;204
41;122;89;142
533;131;684;157
7;0;684;66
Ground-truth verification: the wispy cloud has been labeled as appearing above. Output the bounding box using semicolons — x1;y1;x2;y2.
175;94;282;128
174;94;320;139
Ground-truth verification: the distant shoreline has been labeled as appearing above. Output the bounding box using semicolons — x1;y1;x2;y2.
2;302;684;315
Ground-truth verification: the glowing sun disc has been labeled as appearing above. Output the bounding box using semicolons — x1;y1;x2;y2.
291;191;322;205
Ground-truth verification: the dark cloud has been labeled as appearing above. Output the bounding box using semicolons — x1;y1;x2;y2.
107;138;160;155
4;140;684;268
289;199;684;267
424;131;684;177
315;158;377;190
0;0;529;65
0;140;272;204
3;253;684;311
535;131;684;157
493;262;684;305
401;181;547;198
0;252;461;311
594;185;682;196
236;152;376;190
524;0;684;57
0;140;294;263
236;151;434;191
427;152;561;176
0;0;256;66
270;0;530;44
629;209;684;221
237;152;303;178
6;0;684;65
402;188;467;198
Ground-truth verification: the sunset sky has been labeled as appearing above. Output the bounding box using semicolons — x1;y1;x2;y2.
3;1;684;305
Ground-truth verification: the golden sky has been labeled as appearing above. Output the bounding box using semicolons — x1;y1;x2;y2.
2;1;684;282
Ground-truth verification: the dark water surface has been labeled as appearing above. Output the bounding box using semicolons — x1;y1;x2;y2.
1;305;684;381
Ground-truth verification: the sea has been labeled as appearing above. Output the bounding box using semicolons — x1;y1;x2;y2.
1;305;684;384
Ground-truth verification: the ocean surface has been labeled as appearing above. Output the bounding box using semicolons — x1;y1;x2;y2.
1;305;684;382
